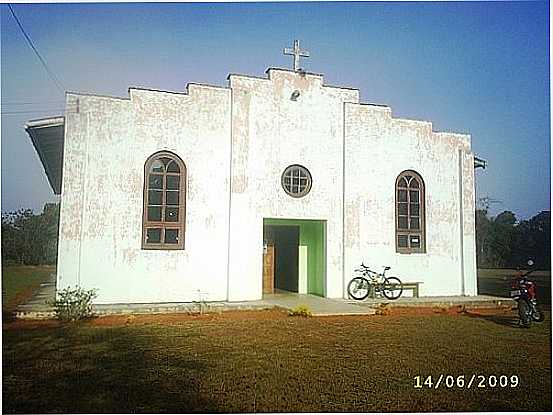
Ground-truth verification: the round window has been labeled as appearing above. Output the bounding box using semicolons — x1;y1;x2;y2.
281;164;312;198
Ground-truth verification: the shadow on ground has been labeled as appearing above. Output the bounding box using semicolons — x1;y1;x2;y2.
3;324;216;413
3;309;551;413
463;310;522;328
2;311;17;323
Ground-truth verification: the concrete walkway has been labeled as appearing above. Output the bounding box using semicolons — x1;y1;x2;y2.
15;278;511;319
91;292;376;317
259;292;375;316
15;273;56;319
15;288;375;318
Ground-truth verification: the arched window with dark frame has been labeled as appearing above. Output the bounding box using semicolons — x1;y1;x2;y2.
142;151;186;250
395;170;425;253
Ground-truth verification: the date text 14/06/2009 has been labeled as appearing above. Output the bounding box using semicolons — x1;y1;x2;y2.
414;375;519;389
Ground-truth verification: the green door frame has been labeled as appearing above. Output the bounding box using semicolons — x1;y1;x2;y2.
263;218;326;297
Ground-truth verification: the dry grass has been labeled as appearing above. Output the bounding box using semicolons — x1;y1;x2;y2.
2;265;54;311
3;308;551;413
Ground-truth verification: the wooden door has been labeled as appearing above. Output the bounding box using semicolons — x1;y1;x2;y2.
263;244;275;294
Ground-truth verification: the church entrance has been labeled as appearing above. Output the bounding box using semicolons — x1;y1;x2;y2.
264;225;299;293
262;218;326;297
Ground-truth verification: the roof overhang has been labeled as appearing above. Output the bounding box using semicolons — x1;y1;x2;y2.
25;117;65;195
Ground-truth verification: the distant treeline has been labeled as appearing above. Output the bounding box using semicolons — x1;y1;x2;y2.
1;203;550;270
1;203;59;265
476;210;550;270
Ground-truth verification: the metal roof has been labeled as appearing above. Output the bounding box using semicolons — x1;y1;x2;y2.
25;117;65;195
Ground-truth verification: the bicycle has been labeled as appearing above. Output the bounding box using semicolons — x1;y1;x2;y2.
347;263;404;300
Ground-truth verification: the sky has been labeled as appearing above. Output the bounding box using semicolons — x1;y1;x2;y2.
1;1;550;220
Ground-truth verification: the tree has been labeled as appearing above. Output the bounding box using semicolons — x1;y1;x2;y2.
487;211;517;267
476;209;551;270
494;211;516;226
39;203;60;264
513;211;550;270
475;209;492;267
475;209;516;268
1;203;59;265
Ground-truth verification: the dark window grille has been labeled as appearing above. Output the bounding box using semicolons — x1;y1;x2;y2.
396;170;425;253
281;165;312;198
142;152;186;250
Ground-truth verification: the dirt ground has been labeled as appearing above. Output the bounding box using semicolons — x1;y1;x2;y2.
4;304;517;329
4;305;550;413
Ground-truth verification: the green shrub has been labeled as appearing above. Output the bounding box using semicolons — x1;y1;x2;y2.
288;305;312;317
51;286;97;321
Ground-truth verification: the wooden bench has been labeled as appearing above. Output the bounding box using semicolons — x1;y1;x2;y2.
401;282;422;298
367;282;422;299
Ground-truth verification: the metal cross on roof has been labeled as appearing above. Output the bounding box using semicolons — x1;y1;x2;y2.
284;40;310;72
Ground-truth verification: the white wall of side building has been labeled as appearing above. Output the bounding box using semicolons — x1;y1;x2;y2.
57;84;232;303
343;103;477;296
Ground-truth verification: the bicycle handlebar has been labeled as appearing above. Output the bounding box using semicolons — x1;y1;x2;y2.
355;263;391;275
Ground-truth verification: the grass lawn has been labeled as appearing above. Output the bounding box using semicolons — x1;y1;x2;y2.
1;265;55;311
478;268;551;305
3;308;551;413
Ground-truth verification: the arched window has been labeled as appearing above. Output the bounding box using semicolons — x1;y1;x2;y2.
396;170;425;253
142;151;186;250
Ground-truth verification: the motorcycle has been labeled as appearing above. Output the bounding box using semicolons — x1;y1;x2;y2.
510;259;545;327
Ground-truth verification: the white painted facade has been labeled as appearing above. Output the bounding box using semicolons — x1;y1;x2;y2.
55;67;477;304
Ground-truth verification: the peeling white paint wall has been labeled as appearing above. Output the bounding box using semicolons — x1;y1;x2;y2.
344;104;477;296
57;68;477;304
227;69;359;300
58;85;231;303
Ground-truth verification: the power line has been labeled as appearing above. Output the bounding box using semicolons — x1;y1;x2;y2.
1;109;68;115
2;104;77;109
1;105;78;115
1;102;79;114
7;4;65;94
1;104;78;114
2;101;66;106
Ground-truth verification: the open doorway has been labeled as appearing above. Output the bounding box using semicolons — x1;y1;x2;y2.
264;225;299;293
262;218;326;297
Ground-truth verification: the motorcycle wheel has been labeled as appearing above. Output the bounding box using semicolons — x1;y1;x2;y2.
518;299;532;328
532;304;545;322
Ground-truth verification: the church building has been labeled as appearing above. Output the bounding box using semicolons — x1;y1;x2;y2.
26;41;478;304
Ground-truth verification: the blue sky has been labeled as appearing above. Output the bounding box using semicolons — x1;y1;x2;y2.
1;1;550;220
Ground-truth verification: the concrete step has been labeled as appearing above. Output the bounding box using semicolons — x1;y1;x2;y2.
24;293;517;320
17;305;54;312
92;301;274;316
30;294;53;300
15;310;56;320
348;295;515;309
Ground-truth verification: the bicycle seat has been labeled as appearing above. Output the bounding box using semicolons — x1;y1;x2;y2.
384;266;391;271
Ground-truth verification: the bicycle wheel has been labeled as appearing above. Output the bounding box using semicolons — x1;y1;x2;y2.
347;277;370;300
382;276;403;300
